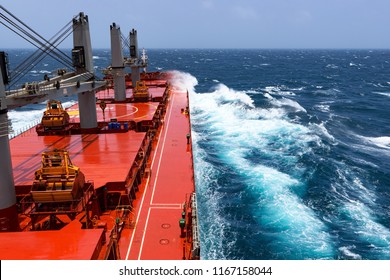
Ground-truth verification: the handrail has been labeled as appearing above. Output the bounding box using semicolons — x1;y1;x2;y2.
190;192;201;259
8;119;41;139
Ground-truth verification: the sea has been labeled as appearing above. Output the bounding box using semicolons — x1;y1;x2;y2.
4;48;390;260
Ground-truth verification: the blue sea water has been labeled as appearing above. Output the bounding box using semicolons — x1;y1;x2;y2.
4;48;390;260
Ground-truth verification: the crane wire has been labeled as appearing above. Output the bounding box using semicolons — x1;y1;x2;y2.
0;6;82;88
1;6;98;92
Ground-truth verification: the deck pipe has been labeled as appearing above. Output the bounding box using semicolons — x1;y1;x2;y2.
110;23;126;101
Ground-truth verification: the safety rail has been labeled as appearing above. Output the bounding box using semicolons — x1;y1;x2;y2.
182;192;200;260
190;192;200;258
103;205;135;260
6;119;40;139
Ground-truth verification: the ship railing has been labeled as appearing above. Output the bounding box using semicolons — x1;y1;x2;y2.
182;192;200;260
103;206;133;260
190;192;201;259
104;233;121;260
179;86;199;259
114;205;136;229
19;193;36;216
124;133;152;196
99;207;122;259
8;119;41;139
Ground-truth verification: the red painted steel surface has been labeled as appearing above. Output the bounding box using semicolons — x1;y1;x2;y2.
0;80;196;260
68;102;160;123
0;223;104;259
95;83;166;101
11;122;146;189
125;88;194;260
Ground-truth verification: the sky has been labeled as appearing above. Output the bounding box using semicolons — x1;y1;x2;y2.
1;0;390;49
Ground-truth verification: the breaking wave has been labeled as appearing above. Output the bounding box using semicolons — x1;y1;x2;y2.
171;68;390;260
172;71;335;259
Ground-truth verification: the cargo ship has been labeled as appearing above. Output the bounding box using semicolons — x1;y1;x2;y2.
0;8;200;260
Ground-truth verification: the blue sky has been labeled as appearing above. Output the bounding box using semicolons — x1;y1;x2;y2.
1;0;390;49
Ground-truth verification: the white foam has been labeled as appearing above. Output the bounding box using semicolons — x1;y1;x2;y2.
331;164;390;257
314;104;330;112
169;70;198;93
274;91;296;96
326;64;339;69
263;92;273;100
309;122;336;143
185;70;334;258
243;160;334;258
343;200;390;251
361;136;390;150
339;246;362;260
349;156;378;169
264;86;281;93
314;88;340;96
271;97;307;113
7;108;45;135
334;166;376;205
212;84;255;108
264;85;298;96
30;70;51;74
373;92;390;97
191;131;232;259
246;89;261;94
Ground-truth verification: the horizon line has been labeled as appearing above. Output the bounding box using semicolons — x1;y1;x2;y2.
2;47;390;51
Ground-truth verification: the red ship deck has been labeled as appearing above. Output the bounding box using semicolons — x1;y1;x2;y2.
0;221;105;260
68;102;160;123
10;102;156;189
11;131;147;189
0;80;196;260
124;88;194;260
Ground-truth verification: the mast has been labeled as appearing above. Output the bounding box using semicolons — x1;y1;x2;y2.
0;65;19;232
110;23;126;101
129;29;140;86
72;12;97;130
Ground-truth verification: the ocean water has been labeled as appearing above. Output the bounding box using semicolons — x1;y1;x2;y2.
4;49;390;260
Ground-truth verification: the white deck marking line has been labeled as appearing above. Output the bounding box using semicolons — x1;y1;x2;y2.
125;92;175;260
138;207;153;260
149;93;176;206
138;206;182;260
138;93;176;260
149;204;182;209
125;172;151;260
